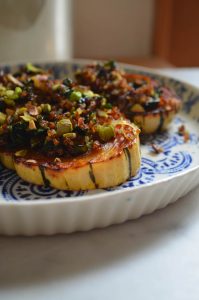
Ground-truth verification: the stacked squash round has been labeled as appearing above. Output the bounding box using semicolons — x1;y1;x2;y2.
0;63;142;190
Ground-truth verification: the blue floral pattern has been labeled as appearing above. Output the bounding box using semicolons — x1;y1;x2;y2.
0;129;197;201
0;61;199;201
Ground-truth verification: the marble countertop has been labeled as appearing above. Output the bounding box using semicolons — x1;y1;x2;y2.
0;69;199;300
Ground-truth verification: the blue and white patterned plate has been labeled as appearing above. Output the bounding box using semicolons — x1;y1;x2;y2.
0;60;199;235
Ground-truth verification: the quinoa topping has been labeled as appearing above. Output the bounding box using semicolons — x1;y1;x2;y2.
0;63;138;158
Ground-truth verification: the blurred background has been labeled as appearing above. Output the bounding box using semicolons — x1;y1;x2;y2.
0;0;198;68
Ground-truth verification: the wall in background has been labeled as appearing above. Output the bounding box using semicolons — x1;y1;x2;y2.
0;0;73;63
73;0;155;59
0;0;197;67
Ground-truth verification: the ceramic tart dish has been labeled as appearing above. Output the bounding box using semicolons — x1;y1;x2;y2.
0;60;198;235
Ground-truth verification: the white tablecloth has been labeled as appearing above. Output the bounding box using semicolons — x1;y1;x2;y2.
0;69;199;300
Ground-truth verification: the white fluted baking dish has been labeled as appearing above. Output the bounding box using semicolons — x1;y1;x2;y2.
0;60;199;235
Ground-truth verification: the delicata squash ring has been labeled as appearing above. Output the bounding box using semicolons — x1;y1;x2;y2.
0;64;141;190
0;121;140;190
75;61;181;134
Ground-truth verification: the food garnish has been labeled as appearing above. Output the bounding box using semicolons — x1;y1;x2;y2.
151;143;164;154
178;124;190;142
76;61;181;134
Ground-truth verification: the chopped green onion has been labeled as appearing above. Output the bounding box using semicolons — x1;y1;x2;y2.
70;91;82;102
16;107;27;115
26;63;43;73
0;112;6;125
1;86;22;105
57;119;73;136
20;113;36;122
41;103;51;113
63;132;76;139
15;87;22;95
97;125;114;142
5;90;14;98
0;85;6;94
83;90;94;98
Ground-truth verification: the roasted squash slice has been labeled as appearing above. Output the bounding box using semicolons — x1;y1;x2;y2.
0;64;141;190
75;61;181;134
0;121;140;190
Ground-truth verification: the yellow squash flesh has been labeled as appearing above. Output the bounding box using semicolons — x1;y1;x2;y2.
132;110;176;134
0;122;141;191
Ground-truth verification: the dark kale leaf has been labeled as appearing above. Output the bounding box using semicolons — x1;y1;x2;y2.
9;122;29;147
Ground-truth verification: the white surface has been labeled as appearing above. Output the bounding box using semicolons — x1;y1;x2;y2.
0;69;199;300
